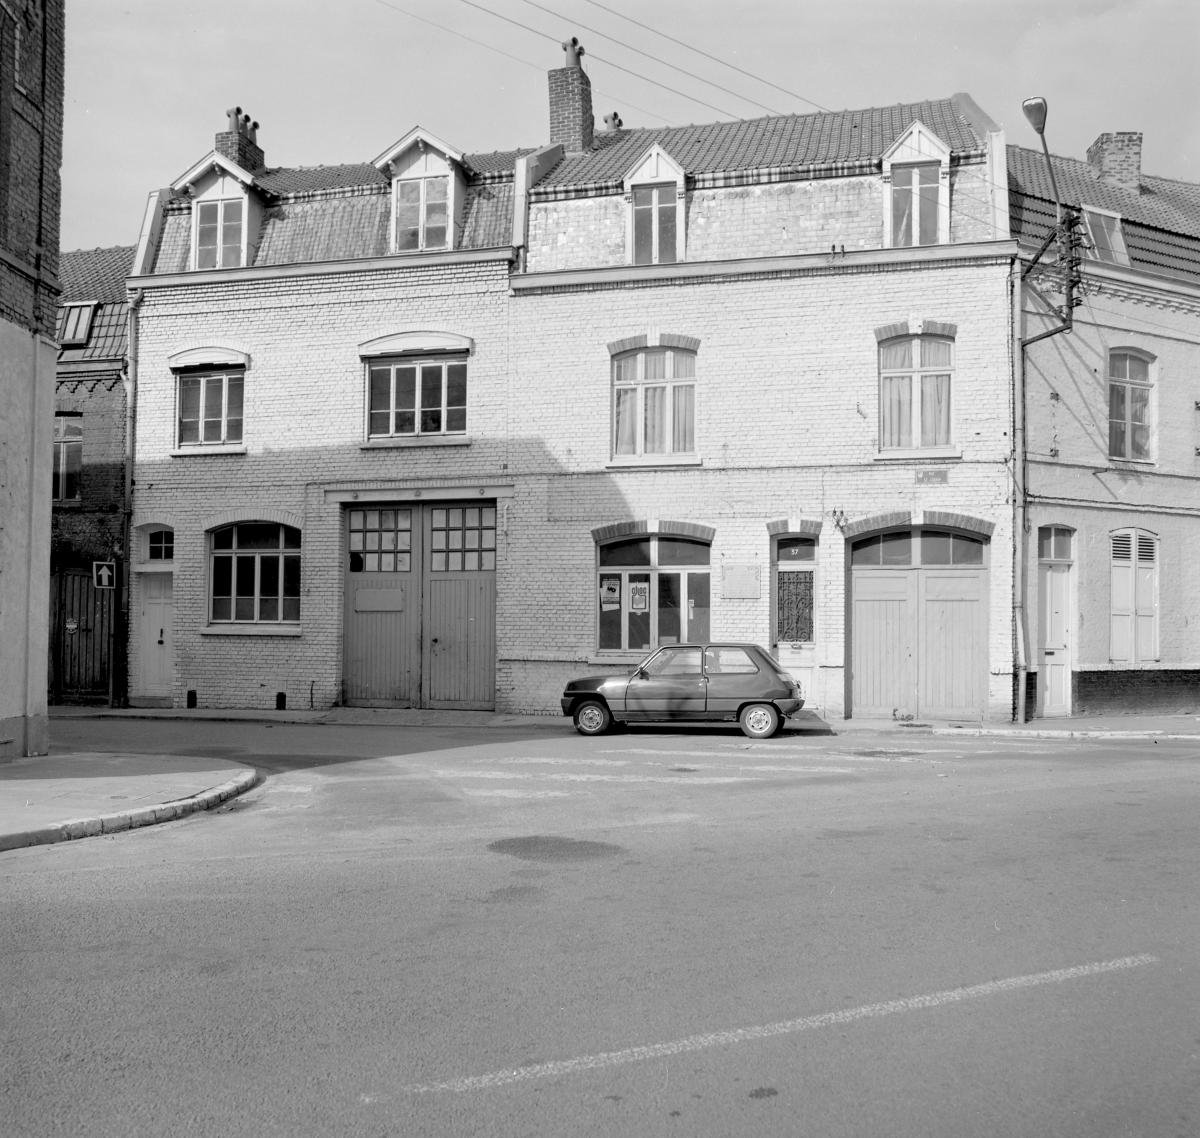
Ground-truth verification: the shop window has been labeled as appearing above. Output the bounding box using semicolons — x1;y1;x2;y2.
210;522;300;624
597;535;710;652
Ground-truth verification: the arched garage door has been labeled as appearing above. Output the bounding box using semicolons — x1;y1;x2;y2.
851;529;987;720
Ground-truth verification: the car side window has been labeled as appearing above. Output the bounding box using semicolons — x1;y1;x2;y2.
705;647;758;674
645;646;703;675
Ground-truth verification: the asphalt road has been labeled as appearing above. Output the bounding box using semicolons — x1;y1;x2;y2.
5;719;1200;1137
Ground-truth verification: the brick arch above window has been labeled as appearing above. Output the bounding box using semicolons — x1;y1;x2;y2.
591;519;715;544
359;331;474;358
874;320;957;342
841;511;912;540
204;508;303;533
607;332;700;356
922;511;994;537
168;346;251;370
766;518;823;537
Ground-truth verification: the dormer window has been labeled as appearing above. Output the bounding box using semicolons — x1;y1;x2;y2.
396;176;449;251
196;198;244;269
1083;207;1129;266
882;122;951;249
624;145;686;267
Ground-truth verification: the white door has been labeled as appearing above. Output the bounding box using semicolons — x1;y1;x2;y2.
1038;562;1071;716
138;574;173;698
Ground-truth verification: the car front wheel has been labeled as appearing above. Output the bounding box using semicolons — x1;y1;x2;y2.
739;702;780;739
573;698;613;736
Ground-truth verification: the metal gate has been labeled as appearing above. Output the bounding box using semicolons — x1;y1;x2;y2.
49;568;114;703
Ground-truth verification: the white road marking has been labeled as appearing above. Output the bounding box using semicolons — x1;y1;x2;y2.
401;954;1158;1094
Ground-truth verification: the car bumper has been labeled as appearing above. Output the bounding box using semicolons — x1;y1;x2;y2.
777;697;804;717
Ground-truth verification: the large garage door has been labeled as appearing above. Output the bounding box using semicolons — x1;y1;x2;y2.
851;529;987;720
343;502;496;709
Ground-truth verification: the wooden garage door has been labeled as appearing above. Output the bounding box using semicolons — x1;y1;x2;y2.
851;530;987;720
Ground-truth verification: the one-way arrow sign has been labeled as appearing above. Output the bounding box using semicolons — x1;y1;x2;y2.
93;561;116;589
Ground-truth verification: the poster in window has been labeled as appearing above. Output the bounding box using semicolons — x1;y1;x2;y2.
630;580;649;612
599;575;621;611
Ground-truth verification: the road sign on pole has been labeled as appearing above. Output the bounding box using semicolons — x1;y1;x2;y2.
93;561;116;589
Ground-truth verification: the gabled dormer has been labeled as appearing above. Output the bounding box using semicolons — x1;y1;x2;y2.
623;144;686;266
172;109;267;271
881;121;952;248
373;128;466;254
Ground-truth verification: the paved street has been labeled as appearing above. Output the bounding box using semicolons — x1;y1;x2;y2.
5;719;1200;1137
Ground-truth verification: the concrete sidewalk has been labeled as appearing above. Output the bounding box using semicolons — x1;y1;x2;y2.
3;707;1198;854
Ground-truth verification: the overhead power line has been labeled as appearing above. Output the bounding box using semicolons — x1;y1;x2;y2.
515;0;783;116
450;0;743;120
581;0;830;113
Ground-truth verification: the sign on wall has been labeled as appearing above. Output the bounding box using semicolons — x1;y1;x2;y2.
92;562;116;590
722;564;760;600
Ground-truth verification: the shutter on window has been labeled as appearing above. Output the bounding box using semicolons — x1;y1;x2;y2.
1110;533;1133;662
1135;533;1158;661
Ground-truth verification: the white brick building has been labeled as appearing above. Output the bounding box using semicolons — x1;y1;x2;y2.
120;48;1200;722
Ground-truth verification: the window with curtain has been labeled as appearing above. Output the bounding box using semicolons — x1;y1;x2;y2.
879;335;952;451
612;347;695;460
890;164;939;247
1108;350;1152;460
597;536;710;652
210;522;301;624
1110;529;1157;663
632;183;678;265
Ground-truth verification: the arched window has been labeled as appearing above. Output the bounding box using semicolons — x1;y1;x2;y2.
209;522;301;624
878;335;953;451
612;346;696;460
597;534;710;652
1108;350;1153;461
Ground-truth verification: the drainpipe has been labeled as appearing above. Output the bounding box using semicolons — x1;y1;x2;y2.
1012;265;1029;724
119;288;145;708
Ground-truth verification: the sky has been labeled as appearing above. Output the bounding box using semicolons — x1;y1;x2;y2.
61;0;1200;252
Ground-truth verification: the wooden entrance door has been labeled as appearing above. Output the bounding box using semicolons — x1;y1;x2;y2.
136;573;173;700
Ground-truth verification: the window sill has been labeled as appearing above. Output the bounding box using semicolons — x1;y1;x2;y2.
134;563;175;574
201;624;302;637
172;445;247;457
873;447;962;462
361;435;471;450
606;455;703;469
1108;457;1154;469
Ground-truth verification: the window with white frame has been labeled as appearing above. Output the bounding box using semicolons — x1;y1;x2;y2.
890;164;940;247
597;535;710;652
367;356;466;438
774;537;815;645
1083;207;1129;266
1110;528;1157;663
395;176;449;251
52;415;82;502
195;198;244;269
59;303;96;346
1108;350;1152;461
612;347;695;460
879;335;953;450
177;370;244;447
210;522;300;624
632;183;678;265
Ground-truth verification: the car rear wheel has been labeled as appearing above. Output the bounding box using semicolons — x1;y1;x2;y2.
573;698;613;736
739;702;780;739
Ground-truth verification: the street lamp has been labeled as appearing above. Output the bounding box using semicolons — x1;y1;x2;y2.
1022;97;1062;224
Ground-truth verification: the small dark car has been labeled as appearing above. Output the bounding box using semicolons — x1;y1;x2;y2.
561;643;803;738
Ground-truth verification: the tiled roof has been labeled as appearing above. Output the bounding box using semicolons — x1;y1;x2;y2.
56;302;127;366
251;150;528;197
1007;146;1200;239
1008;146;1200;283
59;246;135;302
539;98;988;189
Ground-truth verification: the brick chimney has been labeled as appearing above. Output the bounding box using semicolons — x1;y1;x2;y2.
549;38;594;154
1087;132;1142;193
215;107;265;172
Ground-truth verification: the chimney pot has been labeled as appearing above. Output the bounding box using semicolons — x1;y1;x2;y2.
215;107;266;172
549;42;594;153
